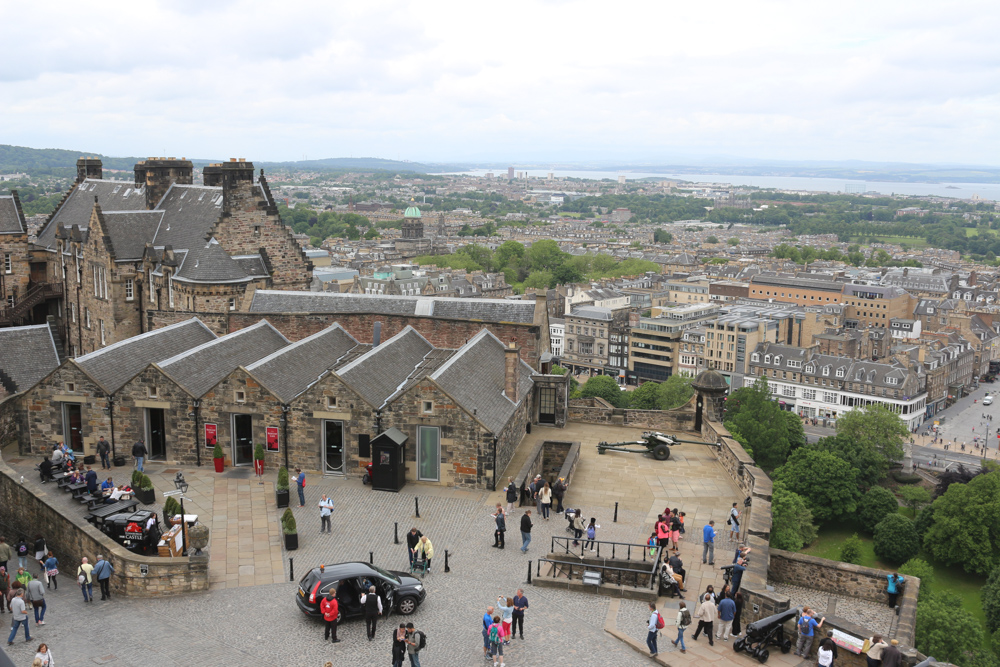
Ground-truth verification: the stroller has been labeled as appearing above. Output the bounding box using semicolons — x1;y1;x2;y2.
564;508;579;533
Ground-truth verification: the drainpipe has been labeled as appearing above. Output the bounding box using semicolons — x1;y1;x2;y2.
282;404;290;470
136;263;144;334
491;435;498;492
107;394;116;459
193;399;201;467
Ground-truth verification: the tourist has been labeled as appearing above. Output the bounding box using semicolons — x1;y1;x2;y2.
42;552;57;591
886;572;905;608
32;535;46;573
85;465;98;494
570;511;585;547
818;633;837;666
361;585;382;640
647;531;658;559
552;477;567;513
77;557;94;603
487;614;505;667
25;577;45;626
880;639;902;667
865;634;887;667
663;559;684;591
729;502;741;540
520;510;532;553
530;474;543;516
505;477;518;516
716;594;736;641
492;504;507;549
50;446;64;467
414;536;433;572
672;601;690;653
656;515;670;557
97;436;111;470
101;477;114;493
132;439;147;472
0;537;10;573
15;567;33;587
93;554;113;600
670;509;682;551
405;622;424;667
0;567;8;612
691;592;717;645
38;457;53;483
320;589;340;643
732;591;745;637
294;468;306;507
731;557;747;594
393;624;407;667
646;601;661;657
794;608;825;657
6;589;30;645
669;551;686;583
318;494;334;534
584;517;597;551
539;481;552;519
496;596;514;645
33;643;54;667
704;584;718;605
482;605;495;661
406;528;423;568
512;589;528;640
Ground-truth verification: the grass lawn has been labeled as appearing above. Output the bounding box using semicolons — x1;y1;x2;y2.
851;235;929;247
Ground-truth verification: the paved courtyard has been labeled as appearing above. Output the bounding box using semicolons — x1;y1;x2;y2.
3;423;813;666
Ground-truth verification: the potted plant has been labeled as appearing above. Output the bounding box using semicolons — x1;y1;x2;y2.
276;466;290;508
131;469;142;489
253;443;265;476
213;443;225;473
281;507;298;550
135;473;156;505
163;496;182;525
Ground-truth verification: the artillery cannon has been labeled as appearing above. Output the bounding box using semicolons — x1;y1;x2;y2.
596;431;706;461
733;607;796;663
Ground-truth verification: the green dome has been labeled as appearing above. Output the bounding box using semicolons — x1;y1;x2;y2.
404;206;422;218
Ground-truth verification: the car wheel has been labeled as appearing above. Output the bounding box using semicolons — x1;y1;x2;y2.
337;610;343;623
397;596;418;615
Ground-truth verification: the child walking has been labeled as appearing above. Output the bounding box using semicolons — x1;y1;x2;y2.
584;518;597;551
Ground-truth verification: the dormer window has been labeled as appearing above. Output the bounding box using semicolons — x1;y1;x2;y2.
822;366;830;376
751;353;760;362
805;365;814;373
836;368;845;378
764;355;772;364
856;371;864;380
774;355;782;365
887;377;898;385
868;371;876;383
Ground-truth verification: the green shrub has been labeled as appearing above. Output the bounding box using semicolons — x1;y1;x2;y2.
873;514;920;564
858;487;898;529
163;496;182;521
213;443;224;459
892;471;922;484
840;533;863;564
131;469;142;488
140;474;154;491
277;466;289;491
254;443;266;461
281;508;297;534
899;558;934;599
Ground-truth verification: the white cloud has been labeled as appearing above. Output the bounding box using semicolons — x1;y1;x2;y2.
0;0;997;164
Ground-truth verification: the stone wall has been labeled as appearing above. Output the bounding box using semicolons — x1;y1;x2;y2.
114;365;198;466
0;460;208;597
566;393;697;431
287;372;375;476
24;361;111;457
702;420;773;540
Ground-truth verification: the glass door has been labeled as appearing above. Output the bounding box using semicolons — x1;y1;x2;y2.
324;420;344;475
538;387;556;424
417;426;440;482
145;408;167;459
232;414;254;466
62;403;83;452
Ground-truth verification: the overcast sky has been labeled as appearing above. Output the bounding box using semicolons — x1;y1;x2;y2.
2;0;997;165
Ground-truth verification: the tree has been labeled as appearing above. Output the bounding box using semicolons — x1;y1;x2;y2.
706;235;719;244
769;481;818;551
899;558;934;599
494;240;525;270
653;229;672;244
724;376;799;470
627;381;661;410
363;228;380;240
840;533;863;564
578;375;622;407
460;244;494;272
523;270;554;290
981;565;1000;633
551;365;578;393
873;514;921;564
898;486;932;517
657;375;694;410
526;239;567;272
836;404;907;464
923;470;1000;575
916;591;986;665
809;432;891;490
727;238;740;246
858;487;898;529
774;448;860;522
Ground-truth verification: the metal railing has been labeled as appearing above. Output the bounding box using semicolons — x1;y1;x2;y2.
536;556;658;590
550;535;656;562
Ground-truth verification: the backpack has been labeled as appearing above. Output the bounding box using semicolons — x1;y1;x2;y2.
654;611;665;630
17;544;27;556
488;623;500;644
680;609;692;627
417;631;427;650
587;525;596;540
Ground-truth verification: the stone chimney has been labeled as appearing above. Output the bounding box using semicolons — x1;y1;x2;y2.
134;157;194;209
505;340;520;403
76;157;102;183
203;158;255;188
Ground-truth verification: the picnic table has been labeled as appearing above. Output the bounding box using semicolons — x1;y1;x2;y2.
66;482;88;497
85;499;139;526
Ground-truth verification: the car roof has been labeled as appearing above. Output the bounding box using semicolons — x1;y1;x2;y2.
311;562;378;579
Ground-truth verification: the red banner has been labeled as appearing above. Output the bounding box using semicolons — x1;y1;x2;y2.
266;426;279;452
205;423;217;448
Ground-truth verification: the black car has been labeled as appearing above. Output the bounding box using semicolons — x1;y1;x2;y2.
295;562;426;621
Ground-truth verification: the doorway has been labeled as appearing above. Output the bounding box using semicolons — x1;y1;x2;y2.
416;426;440;482
145;408;166;460
538;387;556;425
232;414;253;466
324;420;344;475
62;403;83;452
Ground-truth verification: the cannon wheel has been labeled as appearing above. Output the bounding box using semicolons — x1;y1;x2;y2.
756;648;769;663
733;638;746;652
781;639;792;654
652;444;670;460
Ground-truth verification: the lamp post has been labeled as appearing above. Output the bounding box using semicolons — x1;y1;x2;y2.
174;472;188;556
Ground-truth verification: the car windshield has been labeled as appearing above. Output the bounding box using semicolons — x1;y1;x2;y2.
369;564;401;583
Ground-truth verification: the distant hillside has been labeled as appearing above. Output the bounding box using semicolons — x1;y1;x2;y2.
0;144;147;176
258;157;437;173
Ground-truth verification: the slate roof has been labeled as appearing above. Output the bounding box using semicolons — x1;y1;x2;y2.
172;238;254;283
233;255;269;277
432;329;535;434
76;318;217;393
0;196;25;234
337;326;434;408
0;324;60;392
246;324;360;403
100;211;164;261
37;180;148;251
249;290;538;324
568;306;614;321
158;320;290;398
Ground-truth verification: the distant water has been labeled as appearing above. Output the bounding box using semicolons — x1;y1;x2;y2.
437;169;1000;200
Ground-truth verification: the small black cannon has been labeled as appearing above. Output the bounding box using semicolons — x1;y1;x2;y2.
733;607;796;663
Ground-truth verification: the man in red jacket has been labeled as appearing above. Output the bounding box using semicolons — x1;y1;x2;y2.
321;590;341;643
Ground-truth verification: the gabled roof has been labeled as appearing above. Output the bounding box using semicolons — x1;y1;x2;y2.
431;329;534;434
0;195;25;234
100;210;164;261
246;324;360;403
338;326;434;408
37;180;148;251
158;320;290;398
0;324;60;392
76;318;217;393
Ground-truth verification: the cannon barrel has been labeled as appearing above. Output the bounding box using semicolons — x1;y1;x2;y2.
746;608;798;635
